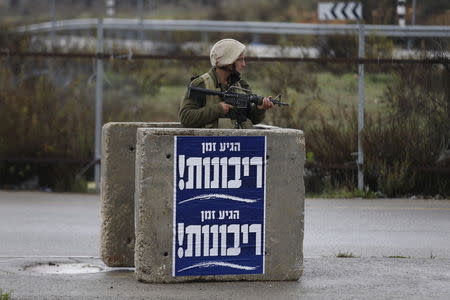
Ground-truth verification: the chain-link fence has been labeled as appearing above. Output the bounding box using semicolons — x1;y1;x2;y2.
1;24;449;196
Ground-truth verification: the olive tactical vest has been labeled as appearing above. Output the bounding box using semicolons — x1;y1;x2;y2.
200;73;253;129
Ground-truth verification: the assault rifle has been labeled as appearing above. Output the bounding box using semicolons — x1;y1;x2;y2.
188;86;289;127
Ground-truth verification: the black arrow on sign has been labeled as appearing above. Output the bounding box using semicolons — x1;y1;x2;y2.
342;2;349;19
353;3;361;20
331;2;339;20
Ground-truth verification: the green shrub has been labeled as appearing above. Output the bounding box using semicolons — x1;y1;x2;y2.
373;159;416;197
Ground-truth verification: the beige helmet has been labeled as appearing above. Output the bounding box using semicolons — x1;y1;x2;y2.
210;38;246;67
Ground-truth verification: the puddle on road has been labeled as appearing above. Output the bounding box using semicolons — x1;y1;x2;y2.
25;262;104;274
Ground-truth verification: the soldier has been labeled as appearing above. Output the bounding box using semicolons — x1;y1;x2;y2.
179;38;274;128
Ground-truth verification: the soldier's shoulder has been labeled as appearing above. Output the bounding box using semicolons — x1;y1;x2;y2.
188;75;206;88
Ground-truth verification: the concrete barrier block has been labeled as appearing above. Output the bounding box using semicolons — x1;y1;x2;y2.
134;128;305;283
100;122;181;267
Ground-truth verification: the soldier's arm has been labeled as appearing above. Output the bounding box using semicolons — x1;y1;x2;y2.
179;78;225;128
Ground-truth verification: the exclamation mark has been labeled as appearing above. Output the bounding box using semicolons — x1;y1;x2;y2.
178;155;185;190
177;223;184;258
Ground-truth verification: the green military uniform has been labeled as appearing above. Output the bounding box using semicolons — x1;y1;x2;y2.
179;68;266;128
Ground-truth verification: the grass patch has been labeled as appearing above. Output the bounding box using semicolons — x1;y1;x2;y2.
152;85;185;105
316;72;392;114
87;181;97;193
307;186;382;199
386;255;412;259
336;251;357;258
0;289;11;300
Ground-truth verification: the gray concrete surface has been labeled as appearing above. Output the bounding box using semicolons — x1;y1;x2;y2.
1;191;450;298
0;191;99;257
305;198;450;259
101;122;180;267
1;256;449;299
134;128;305;283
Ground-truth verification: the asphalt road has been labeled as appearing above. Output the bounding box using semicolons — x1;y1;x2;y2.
0;191;99;257
304;198;450;259
0;191;449;299
1;191;449;259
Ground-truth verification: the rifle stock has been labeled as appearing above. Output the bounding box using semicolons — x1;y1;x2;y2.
188;86;224;100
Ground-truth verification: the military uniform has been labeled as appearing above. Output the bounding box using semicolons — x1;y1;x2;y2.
179;68;266;129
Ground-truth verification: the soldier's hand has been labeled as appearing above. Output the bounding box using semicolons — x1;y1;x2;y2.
219;102;233;114
257;97;274;110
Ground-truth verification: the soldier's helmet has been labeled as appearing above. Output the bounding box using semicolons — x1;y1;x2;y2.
210;39;246;67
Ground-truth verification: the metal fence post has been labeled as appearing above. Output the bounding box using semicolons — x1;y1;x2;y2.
94;18;104;193
138;0;144;44
49;0;55;50
408;0;417;49
357;23;365;190
201;31;209;52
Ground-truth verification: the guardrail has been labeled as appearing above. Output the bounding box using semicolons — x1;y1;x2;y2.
18;18;450;38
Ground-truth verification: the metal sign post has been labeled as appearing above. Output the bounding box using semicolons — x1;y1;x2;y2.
357;23;365;191
397;0;406;27
106;0;115;17
49;0;56;50
318;2;365;190
94;18;104;193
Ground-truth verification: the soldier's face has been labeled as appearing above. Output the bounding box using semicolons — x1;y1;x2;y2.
234;54;246;73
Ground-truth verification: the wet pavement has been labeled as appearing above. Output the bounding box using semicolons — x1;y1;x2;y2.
1;191;449;299
1;256;449;299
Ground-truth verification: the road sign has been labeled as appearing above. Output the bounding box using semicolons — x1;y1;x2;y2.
318;2;362;21
173;136;266;277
